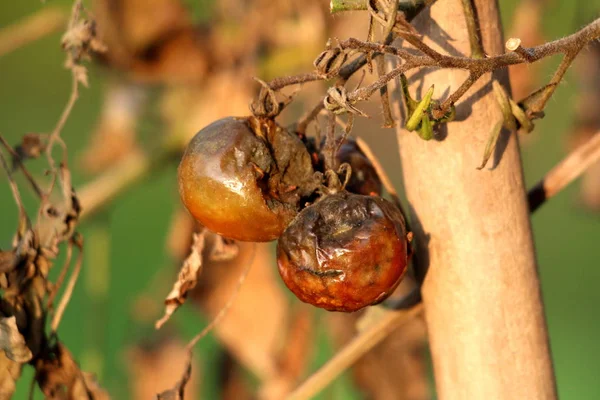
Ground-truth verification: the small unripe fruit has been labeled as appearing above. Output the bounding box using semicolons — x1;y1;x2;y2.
178;117;317;242
277;191;409;312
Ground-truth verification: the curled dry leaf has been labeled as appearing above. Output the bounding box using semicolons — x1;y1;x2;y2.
35;342;109;400
156;229;207;329
0;251;17;274
13;133;45;166
0;316;32;363
0;352;21;399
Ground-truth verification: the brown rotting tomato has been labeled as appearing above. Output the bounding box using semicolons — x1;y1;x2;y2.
178;116;319;242
277;191;409;312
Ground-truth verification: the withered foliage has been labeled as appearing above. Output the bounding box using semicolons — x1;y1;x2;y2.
0;1;108;398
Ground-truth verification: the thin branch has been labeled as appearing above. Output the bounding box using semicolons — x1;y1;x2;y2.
376;55;395;128
337;18;600;119
460;0;484;58
0;135;44;198
46;240;74;310
267;72;324;91
528;131;600;212
0;148;28;228
521;49;580;119
50;237;83;333
46;72;79;172
287;303;425;400
434;71;482;118
186;245;256;350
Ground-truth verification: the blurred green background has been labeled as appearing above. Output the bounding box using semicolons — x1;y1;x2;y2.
1;0;599;399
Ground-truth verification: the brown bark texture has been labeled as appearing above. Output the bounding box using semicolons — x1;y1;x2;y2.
391;0;557;398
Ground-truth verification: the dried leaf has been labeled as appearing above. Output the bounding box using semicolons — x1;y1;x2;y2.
0;251;16;274
0;316;32;363
0;351;21;399
13;133;45;167
36;342;109;400
61;0;106;85
156;230;207;329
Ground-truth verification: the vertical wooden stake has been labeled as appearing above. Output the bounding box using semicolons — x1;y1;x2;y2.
391;0;557;398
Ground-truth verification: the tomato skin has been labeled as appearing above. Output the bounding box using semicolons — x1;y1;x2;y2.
277;191;408;312
178;117;296;242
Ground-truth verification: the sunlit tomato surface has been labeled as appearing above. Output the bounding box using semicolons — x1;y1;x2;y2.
178;117;297;242
277;191;408;312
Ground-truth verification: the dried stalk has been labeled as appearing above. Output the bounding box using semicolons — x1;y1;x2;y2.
529;131;600;212
391;0;557;398
287;304;424;400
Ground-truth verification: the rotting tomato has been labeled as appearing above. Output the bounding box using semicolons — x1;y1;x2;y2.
178;116;319;242
276;191;409;312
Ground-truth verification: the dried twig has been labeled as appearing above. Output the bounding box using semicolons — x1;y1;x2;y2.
528;131;600;212
186;244;255;350
156;230;208;330
50;236;83;333
460;0;484;58
287;303;424;400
